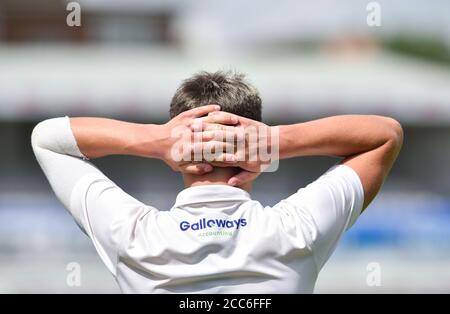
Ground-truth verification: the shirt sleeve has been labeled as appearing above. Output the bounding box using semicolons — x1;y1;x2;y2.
31;117;151;275
273;164;364;271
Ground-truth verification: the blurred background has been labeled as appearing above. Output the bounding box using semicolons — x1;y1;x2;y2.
1;0;450;293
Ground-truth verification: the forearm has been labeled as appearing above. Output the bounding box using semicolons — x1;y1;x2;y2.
278;115;402;159
70;117;161;159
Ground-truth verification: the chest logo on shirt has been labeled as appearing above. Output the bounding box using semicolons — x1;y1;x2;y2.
179;218;247;237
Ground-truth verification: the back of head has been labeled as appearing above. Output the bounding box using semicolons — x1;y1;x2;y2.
170;71;262;121
170;71;262;189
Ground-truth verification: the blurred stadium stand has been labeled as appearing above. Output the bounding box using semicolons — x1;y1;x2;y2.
0;0;449;293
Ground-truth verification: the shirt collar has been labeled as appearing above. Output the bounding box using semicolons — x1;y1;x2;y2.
174;185;251;208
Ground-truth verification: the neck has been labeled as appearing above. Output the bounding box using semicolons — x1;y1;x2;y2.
183;168;253;192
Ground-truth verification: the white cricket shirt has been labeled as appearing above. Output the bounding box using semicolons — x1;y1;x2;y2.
32;117;364;293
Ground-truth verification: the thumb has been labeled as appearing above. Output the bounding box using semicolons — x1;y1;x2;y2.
228;170;260;186
179;163;213;175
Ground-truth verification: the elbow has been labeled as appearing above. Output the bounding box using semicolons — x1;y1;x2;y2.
31;119;53;150
31;121;44;150
383;117;404;149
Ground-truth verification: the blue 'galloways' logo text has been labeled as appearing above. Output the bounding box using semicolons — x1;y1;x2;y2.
180;218;247;231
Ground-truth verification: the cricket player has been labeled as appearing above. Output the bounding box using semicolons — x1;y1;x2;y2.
32;71;403;293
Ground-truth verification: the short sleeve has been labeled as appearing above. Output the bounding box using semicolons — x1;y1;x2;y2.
275;164;364;271
70;173;152;276
32;116;157;276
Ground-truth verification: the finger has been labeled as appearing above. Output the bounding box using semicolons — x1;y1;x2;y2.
199;130;245;142
205;152;238;163
207;160;240;168
178;163;213;175
209;111;254;125
190;112;239;128
182;141;236;162
190;141;236;155
181;104;220;118
191;122;239;133
202;111;240;125
228;170;261;186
